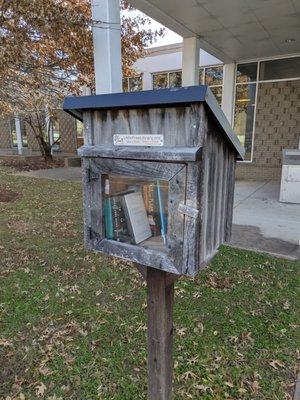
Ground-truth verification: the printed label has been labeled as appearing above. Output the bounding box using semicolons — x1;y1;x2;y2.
113;134;164;147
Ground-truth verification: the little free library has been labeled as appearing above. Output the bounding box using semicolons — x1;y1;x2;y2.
64;85;244;399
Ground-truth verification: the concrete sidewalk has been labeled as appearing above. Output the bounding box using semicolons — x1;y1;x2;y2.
15;167;82;182
15;168;300;260
231;181;300;260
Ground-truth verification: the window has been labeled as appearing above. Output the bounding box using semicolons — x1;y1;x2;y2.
153;66;223;104
10;119;17;147
204;66;223;86
236;63;258;83
199;65;223;105
123;76;143;92
76;120;84;147
152;71;182;90
21;121;28;147
51;117;60;144
234;63;258;161
259;57;300;81
234;56;300;162
169;71;182;88
234;84;257;161
103;175;169;249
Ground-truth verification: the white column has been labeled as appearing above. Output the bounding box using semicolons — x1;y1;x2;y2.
143;72;152;90
15;116;23;155
182;37;200;87
91;0;122;94
221;63;236;126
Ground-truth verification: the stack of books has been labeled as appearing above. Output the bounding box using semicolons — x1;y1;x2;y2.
104;182;168;245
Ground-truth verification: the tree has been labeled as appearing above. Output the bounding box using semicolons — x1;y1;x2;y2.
0;0;164;160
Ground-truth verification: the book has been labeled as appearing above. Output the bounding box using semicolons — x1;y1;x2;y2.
142;182;168;237
104;197;114;240
111;195;132;242
122;191;152;244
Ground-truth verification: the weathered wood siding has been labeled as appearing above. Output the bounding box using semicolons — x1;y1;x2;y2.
197;112;236;272
90;105;207;148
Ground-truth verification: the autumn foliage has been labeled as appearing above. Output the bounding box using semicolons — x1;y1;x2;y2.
0;0;163;158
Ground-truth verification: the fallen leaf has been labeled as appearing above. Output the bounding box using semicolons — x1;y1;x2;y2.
36;382;47;397
251;380;261;392
0;338;13;347
269;359;285;370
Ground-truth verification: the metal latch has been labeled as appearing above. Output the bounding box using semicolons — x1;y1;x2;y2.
178;203;199;219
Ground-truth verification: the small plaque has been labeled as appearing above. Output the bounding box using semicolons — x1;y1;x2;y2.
113;134;164;147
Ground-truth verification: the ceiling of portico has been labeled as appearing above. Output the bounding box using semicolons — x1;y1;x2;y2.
130;0;300;62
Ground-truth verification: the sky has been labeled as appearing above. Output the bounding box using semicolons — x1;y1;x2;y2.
147;19;182;47
124;8;182;47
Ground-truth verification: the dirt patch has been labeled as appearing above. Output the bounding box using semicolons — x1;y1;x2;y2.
0;186;21;203
0;158;64;172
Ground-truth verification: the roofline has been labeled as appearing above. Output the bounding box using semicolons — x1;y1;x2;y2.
63;86;245;160
145;42;183;57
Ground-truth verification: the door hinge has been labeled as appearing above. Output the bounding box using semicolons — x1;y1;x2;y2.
88;227;97;240
87;168;99;182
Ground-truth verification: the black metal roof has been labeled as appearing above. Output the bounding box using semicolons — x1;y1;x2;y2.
63;86;245;159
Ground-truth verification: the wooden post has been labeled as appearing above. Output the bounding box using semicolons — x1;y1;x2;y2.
147;267;175;400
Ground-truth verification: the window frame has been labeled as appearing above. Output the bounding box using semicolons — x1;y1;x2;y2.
234;54;300;163
152;65;224;104
83;157;187;274
152;69;182;90
123;74;143;92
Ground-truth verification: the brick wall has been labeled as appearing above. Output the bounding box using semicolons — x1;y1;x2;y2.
236;79;300;180
57;110;77;154
0;111;78;155
24;121;41;151
0;118;12;149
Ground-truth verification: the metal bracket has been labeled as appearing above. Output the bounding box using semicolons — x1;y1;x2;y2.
178;203;199;219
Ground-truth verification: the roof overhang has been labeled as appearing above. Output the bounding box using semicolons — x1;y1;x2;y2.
63;85;245;159
129;0;300;62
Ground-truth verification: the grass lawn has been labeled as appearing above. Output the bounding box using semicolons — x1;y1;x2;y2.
0;165;299;400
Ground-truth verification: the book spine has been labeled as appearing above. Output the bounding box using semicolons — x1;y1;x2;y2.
142;184;161;236
104;197;114;240
111;196;132;242
120;195;136;243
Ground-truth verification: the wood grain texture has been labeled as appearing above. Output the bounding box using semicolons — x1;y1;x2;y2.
182;161;203;276
92;105;206;148
167;167;187;272
194;116;236;274
97;239;180;275
78;145;202;162
83;111;94;146
147;268;174;400
90;158;185;181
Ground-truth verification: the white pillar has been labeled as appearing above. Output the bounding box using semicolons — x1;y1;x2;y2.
221;63;236;126
143;72;152;90
91;0;122;94
15;116;23;155
182;37;200;87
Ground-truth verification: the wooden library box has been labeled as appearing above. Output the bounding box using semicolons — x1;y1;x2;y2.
63;86;244;276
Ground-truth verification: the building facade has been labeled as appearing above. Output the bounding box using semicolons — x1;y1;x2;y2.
131;45;300;180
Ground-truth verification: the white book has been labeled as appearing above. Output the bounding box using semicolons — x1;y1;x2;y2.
122;191;152;244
